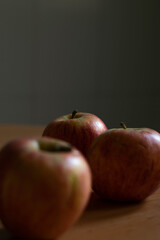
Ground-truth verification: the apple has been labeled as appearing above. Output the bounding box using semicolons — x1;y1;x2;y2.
42;110;107;157
88;122;160;202
0;137;91;239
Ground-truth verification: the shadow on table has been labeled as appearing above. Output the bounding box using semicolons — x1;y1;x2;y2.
0;228;12;240
77;191;146;225
0;192;146;238
0;229;57;240
0;228;45;240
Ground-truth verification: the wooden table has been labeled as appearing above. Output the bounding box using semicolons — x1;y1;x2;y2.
0;125;160;240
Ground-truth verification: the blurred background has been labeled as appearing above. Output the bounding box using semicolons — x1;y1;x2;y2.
0;0;160;130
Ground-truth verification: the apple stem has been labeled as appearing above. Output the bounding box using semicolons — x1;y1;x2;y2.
71;110;77;119
120;122;127;129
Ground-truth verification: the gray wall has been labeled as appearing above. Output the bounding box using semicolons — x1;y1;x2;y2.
0;1;160;130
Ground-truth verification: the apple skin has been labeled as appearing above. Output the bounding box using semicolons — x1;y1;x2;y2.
88;127;160;202
0;137;91;239
42;111;107;157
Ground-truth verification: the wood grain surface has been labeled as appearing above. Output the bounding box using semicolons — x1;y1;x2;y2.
0;125;160;240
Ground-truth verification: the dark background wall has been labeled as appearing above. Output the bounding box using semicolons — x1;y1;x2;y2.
0;0;160;130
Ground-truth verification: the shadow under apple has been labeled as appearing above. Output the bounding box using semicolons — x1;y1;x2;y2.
0;228;12;240
0;192;146;239
76;191;146;225
0;229;56;240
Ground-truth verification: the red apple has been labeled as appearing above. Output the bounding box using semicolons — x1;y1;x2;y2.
88;123;160;202
0;137;91;239
42;110;107;157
